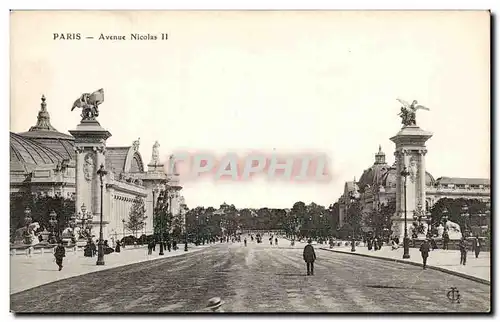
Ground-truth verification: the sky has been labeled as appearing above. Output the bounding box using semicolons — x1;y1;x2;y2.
10;11;490;209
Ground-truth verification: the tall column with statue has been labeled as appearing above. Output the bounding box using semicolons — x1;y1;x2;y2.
69;89;112;241
390;99;432;244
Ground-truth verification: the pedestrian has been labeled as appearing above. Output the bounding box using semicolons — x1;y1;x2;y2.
419;239;430;269
473;236;482;258
275;237;278;246
303;239;317;276
269;237;273;245
367;238;373;251
54;240;66;271
147;240;153;255
459;237;468;265
115;240;121;253
91;240;97;256
244;238;247;247
205;297;224;312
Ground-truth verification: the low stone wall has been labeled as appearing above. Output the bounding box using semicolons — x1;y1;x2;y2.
410;238;490;251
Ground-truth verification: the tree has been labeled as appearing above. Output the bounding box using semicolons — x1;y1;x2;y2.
363;200;395;236
127;196;146;238
346;201;363;238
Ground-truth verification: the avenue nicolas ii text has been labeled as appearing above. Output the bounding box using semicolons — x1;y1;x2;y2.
53;33;168;41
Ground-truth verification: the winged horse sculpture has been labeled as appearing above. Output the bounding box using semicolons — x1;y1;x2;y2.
396;98;430;127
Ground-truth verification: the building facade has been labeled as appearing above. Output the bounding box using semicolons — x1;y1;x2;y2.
10;95;186;241
337;145;490;232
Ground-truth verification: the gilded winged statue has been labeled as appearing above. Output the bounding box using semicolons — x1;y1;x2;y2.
396;98;430;127
71;88;105;120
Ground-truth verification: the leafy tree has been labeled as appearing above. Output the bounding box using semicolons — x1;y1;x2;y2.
346;201;363;238
127;196;146;238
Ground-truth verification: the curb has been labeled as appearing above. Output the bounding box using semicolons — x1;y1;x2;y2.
320;248;490;286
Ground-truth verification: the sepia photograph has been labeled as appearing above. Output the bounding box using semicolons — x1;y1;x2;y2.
8;10;491;313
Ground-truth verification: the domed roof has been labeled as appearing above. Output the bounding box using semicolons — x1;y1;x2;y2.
358;146;436;188
16;95;75;159
10;132;65;165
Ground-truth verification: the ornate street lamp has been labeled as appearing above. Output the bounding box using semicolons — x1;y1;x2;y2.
121;218;126;241
401;166;411;259
24;207;32;227
78;203;93;240
49;210;58;239
349;191;359;252
158;190;165;255
426;212;432;237
96;164;108;266
442;208;449;224
461;204;470;237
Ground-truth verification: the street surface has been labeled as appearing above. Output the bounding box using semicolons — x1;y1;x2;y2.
11;238;490;313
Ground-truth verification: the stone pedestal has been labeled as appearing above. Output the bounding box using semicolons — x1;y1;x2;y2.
390;125;432;243
69;120;112;238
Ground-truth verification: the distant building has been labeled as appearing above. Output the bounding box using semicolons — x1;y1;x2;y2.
337;145;490;232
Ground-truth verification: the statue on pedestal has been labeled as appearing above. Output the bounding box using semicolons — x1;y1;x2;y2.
436;221;462;240
132;138;140;152
396;98;430;127
71;88;105;121
151;141;160;164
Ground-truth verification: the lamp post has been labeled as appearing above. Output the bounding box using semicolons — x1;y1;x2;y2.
426;212;432;237
183;206;188;251
401;166;410;259
461;204;470;238
23;207;32;244
349;191;359;252
96;164;108;266
485;201;491;237
442;208;449;225
49;210;58;242
121;218;126;241
24;207;32;227
158;190;165;255
78;203;92;240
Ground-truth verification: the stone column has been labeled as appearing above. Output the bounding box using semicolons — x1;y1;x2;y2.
390;125;432;243
419;149;427;212
70;119;112;239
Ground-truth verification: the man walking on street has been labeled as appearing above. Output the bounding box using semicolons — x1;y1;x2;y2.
54;240;66;271
419;239;430;269
459;237;468;265
473;236;482;258
303;239;316;276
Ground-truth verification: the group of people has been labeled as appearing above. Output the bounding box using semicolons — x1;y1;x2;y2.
84;239;120;257
269;236;278;246
419;236;483;269
146;239;185;254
